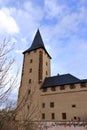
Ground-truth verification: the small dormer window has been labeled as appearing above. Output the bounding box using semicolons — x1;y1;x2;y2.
60;85;65;90
42;88;47;92
70;84;75;89
80;83;86;88
51;87;56;91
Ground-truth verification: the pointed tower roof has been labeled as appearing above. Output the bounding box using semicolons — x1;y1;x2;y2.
23;29;51;58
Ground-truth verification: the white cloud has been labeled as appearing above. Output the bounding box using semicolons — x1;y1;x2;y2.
0;8;19;34
15;50;24;54
44;0;69;19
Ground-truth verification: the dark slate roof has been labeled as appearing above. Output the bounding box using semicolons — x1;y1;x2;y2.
41;74;87;89
80;79;87;83
23;29;51;58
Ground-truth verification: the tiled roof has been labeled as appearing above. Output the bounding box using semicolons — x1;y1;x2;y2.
23;29;51;58
41;74;87;88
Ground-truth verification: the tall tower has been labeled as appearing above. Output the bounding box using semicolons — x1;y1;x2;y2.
17;30;51;123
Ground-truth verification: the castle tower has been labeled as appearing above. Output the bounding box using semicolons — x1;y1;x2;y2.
17;30;51;123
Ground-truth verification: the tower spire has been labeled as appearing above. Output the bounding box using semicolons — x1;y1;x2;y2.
23;29;51;58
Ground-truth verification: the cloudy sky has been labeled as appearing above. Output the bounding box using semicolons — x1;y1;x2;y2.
0;0;87;101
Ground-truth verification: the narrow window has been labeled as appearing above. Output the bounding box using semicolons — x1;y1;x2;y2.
51;113;55;120
42;113;45;119
38;51;43;83
28;90;30;95
30;59;33;63
29;79;31;84
27;105;29;110
29;68;32;73
42;103;45;108
46;62;48;66
62;113;66;119
46;71;48;75
50;102;54;108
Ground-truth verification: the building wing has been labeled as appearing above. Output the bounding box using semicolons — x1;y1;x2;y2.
41;74;82;88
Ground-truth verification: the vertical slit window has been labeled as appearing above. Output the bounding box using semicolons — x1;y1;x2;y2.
38;51;43;83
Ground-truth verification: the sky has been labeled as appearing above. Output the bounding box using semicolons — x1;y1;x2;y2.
0;0;87;102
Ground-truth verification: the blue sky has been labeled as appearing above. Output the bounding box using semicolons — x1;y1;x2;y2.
0;0;87;102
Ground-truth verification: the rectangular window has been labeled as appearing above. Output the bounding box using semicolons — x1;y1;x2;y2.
72;104;76;108
28;90;30;95
60;85;65;90
42;88;47;92
51;113;55;120
46;62;48;66
50;102;54;108
27;105;29;110
51;87;56;91
29;79;31;84
38;51;43;83
30;59;33;63
42;113;45;119
70;84;75;89
62;113;66;119
42;103;45;108
80;83;86;88
29;68;32;73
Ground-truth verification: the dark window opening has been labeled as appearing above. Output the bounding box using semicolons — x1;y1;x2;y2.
62;113;66;119
42;103;45;108
30;59;33;63
42;88;47;92
50;102;54;108
51;113;55;120
72;104;76;108
29;68;32;73
51;87;56;91
80;83;86;88
70;84;75;89
42;113;45;119
60;85;65;90
74;116;77;120
27;105;29;110
29;79;31;84
46;62;48;66
28;90;30;95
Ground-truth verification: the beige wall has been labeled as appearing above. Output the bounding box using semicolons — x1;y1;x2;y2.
40;83;87;121
17;48;51;122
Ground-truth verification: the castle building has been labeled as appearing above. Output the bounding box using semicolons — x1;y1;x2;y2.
17;29;87;125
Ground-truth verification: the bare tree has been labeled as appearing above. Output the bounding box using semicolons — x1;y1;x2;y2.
15;84;47;130
0;38;19;129
0;38;18;107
